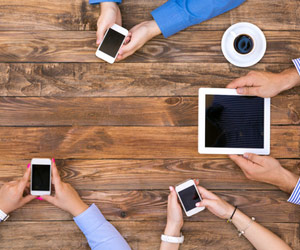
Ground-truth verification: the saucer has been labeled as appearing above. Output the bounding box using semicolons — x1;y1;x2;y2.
221;22;267;67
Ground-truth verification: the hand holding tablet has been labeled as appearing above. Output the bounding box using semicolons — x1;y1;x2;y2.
198;88;270;155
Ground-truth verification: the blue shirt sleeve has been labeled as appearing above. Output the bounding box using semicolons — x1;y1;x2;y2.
287;177;300;205
292;58;300;76
151;0;246;38
74;204;131;250
89;0;121;5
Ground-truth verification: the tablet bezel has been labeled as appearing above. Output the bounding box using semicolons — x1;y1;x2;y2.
198;88;270;155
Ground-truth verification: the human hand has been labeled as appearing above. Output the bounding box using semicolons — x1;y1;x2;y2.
163;186;183;237
229;154;299;194
116;20;161;61
0;165;36;214
42;159;88;217
195;186;234;219
226;69;299;98
96;2;123;45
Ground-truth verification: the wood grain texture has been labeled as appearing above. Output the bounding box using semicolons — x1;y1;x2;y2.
0;221;298;250
0;126;298;159
0;0;299;31
1;159;299;190
7;190;300;223
0;31;299;63
0;63;298;97
0;96;299;126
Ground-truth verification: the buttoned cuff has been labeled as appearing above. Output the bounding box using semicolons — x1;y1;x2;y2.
89;0;121;5
287;177;300;205
292;58;300;76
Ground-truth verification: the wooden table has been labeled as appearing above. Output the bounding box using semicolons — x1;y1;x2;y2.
0;0;299;249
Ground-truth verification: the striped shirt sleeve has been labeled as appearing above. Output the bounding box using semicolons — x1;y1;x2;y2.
292;58;300;76
287;177;300;205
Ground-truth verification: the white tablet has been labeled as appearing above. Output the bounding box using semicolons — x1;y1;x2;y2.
198;88;270;155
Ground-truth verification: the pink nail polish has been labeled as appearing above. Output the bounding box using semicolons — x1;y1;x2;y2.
36;197;43;201
52;158;55;163
27;163;30;169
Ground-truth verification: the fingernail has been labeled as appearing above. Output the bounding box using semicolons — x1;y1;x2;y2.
237;88;243;94
27;163;30;169
52;158;55;163
195;202;200;207
243;153;249;159
36;197;43;201
196;179;199;183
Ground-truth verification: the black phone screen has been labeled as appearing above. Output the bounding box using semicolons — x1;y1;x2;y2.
178;185;201;211
32;164;50;191
99;28;125;58
205;95;264;148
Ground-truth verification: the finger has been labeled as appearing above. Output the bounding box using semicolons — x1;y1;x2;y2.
21;194;36;206
197;186;218;200
229;154;258;172
96;27;106;45
226;75;254;89
20;166;31;189
51;159;61;187
41;195;56;205
243;153;265;166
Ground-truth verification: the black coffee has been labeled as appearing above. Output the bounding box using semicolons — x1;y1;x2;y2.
234;34;254;54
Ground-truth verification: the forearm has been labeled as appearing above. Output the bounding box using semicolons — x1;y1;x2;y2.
232;210;291;250
278;68;300;93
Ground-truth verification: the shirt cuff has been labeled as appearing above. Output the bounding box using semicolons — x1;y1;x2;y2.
89;0;121;5
151;1;188;38
292;58;300;76
73;204;107;234
287;177;300;205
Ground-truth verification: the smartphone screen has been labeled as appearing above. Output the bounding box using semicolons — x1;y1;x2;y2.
99;28;126;58
178;185;201;211
32;164;51;191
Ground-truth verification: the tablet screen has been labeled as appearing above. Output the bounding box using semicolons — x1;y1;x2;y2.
205;95;264;148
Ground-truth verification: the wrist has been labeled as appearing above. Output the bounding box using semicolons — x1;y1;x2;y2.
278;168;299;194
145;20;161;38
278;68;300;92
100;2;118;10
164;222;183;237
70;202;89;217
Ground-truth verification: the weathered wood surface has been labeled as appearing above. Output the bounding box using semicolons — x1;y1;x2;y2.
0;221;298;250
0;126;298;159
0;31;299;63
1;63;298;97
0;96;299;126
0;159;299;190
0;0;299;32
6;190;299;223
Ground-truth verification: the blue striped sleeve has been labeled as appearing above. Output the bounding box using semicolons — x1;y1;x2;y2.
287;177;300;205
292;58;300;76
89;0;121;5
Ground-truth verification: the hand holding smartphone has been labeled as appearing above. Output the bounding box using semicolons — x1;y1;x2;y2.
95;24;128;64
175;179;205;217
30;158;52;196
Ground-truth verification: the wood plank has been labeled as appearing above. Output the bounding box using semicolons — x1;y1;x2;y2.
0;31;299;63
0;221;298;249
0;63;298;97
0;95;299;126
1;159;299;191
0;0;299;31
0;159;299;190
8;190;300;223
0;126;298;159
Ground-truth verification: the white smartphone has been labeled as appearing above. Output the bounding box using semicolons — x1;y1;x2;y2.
95;24;128;64
30;158;52;196
175;179;205;217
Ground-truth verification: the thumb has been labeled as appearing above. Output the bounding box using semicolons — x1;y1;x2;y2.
96;28;106;45
196;199;213;208
236;86;260;96
21;194;36;206
42;195;56;205
243;153;265;165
